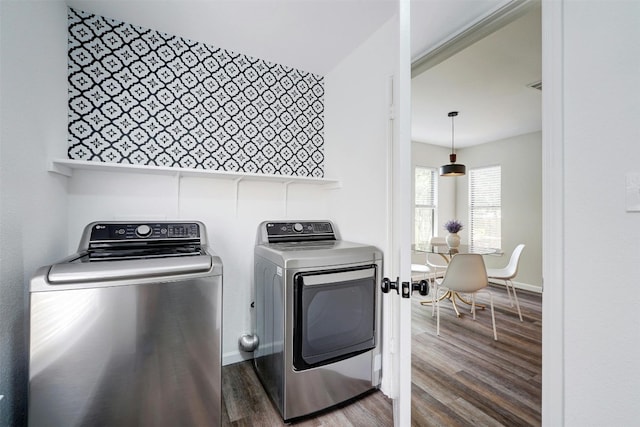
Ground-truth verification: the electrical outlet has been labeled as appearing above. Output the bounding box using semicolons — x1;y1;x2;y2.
626;172;640;212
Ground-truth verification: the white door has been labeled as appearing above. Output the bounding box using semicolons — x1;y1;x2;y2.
384;1;412;425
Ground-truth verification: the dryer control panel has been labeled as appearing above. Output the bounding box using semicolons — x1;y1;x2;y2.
263;221;336;243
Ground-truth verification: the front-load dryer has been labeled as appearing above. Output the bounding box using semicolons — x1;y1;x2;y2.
253;220;382;421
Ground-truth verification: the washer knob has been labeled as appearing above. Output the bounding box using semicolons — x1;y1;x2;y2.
293;223;304;232
136;224;152;237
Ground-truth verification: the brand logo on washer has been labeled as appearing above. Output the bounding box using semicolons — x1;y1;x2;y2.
95;225;105;229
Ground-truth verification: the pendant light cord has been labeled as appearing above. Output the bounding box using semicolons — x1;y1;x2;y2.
448;111;458;155
451;114;455;154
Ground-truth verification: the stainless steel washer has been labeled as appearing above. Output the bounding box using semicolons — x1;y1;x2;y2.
253;220;382;421
28;221;222;427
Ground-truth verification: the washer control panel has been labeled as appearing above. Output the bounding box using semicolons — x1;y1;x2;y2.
265;221;335;242
89;222;200;242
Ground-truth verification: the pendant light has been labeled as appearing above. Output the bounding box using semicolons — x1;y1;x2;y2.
439;111;466;176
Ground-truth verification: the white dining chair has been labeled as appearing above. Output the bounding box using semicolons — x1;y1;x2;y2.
411;262;431;280
435;254;497;340
412;259;438;315
426;236;448;280
416;237;450;316
486;244;525;322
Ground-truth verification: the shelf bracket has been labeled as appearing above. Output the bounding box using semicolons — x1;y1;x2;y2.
234;177;244;216
323;181;343;190
284;181;295;217
175;172;183;218
48;161;72;177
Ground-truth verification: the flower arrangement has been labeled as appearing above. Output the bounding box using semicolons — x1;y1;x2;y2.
444;220;463;233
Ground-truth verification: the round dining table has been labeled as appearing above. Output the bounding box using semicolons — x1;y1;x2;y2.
413;243;500;316
413;243;498;258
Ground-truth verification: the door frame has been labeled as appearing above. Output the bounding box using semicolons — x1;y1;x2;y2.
388;1;412;426
402;0;565;424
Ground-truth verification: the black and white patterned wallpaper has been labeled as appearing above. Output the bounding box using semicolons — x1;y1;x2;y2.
67;8;325;177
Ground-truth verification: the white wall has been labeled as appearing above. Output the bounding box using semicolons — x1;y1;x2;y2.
412;132;542;290
562;1;640;424
324;15;398;394
0;2;69;424
324;18;396;249
456;131;542;289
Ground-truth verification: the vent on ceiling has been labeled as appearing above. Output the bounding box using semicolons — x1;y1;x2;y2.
527;80;542;91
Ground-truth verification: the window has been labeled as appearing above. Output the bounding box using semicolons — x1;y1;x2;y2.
469;165;501;249
414;167;437;246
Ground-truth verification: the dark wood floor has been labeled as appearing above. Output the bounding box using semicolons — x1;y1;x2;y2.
411;285;542;426
221;284;541;426
221;360;393;426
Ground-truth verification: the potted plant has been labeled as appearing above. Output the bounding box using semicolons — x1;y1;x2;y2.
443;220;463;248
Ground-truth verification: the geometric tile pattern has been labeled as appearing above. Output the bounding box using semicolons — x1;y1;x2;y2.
67;8;325;177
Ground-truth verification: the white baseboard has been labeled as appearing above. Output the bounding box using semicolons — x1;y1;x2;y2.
490;280;542;293
513;280;542;293
223;350;253;366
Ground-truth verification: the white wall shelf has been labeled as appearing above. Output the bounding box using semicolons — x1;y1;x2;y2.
49;158;341;188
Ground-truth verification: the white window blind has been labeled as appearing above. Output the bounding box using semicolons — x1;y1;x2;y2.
469;165;501;249
414;167;437;246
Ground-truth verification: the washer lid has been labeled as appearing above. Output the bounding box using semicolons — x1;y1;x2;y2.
47;255;214;284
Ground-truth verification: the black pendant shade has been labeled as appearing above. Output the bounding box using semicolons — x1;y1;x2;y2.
440;111;466;176
440;154;466;176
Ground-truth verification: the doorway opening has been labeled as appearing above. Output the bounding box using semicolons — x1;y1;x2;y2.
410;2;542;424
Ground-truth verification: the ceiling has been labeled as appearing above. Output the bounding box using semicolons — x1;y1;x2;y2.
68;0;398;76
70;0;538;148
411;4;542;148
410;0;508;60
70;1;513;76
